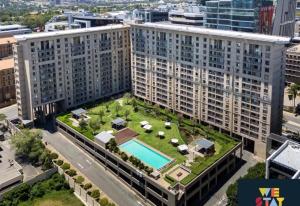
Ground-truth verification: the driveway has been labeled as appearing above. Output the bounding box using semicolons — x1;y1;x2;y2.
42;130;148;206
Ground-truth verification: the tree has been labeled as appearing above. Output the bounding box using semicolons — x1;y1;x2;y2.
192;118;197;135
177;113;183;126
100;197;109;206
0;113;6;121
75;176;85;184
89;118;101;134
124;92;131;104
124;109;130;120
226;163;265;206
114;102;121;117
79;119;87;130
91;189;100;199
153;104;160;116
66;169;77;177
98;109;105;123
10;129;44;164
287;83;300;111
131;98;138;112
83;183;92;190
61;163;70;171
105;103;110;112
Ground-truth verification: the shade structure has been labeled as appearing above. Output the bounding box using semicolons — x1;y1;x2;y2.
171;138;179;144
177;144;188;152
140;121;149;126
165;122;171;127
143;124;152;130
158;131;165;136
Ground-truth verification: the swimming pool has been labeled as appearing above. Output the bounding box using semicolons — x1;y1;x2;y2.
119;140;171;170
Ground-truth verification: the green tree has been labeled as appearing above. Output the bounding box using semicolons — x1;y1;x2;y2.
105;103;110;112
89;118;101;134
98;109;105;123
100;197;109;206
10;129;44;163
287;83;300;110
0;113;6;121
124;92;131;104
131;98;138;112
226;163;265;206
79;119;87;130
91;189;100;198
75;176;85;184
124;109;130;120
114;102;121;117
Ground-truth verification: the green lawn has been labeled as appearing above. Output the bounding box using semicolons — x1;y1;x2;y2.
19;190;83;206
57;97;239;185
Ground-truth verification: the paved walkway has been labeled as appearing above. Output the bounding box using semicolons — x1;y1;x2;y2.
204;151;260;206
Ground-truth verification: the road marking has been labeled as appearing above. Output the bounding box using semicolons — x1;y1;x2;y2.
77;163;84;169
86;159;92;165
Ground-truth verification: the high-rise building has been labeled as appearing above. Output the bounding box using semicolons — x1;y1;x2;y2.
285;44;300;84
130;22;289;158
0;36;16;108
13;25;131;121
205;0;296;37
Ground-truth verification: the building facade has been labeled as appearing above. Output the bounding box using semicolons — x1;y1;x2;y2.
0;25;31;37
0;58;16;108
205;0;296;37
130;22;289;158
13;25;131;121
169;11;205;26
285;44;300;84
132;9;169;23
0;36;16;108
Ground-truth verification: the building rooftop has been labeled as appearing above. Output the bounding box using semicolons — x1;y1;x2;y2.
0;36;16;45
71;108;86;117
95;131;115;144
130;22;291;44
196;139;214;150
111;118;126;126
0;24;26;31
287;44;300;53
14;24;129;41
0;58;14;70
270;140;300;171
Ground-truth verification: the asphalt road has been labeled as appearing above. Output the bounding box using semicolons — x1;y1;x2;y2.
0;104;18;120
283;111;300;133
42;130;145;206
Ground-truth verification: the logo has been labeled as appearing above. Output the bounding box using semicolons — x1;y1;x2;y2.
256;188;285;206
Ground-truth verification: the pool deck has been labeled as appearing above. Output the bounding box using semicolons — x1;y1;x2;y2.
120;138;175;171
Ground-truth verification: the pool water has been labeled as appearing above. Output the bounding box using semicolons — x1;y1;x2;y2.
119;140;171;170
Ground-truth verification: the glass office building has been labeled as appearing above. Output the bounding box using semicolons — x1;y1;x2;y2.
206;0;273;33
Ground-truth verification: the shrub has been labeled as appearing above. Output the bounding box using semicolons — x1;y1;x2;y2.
56;159;63;166
90;189;100;199
50;152;59;159
61;163;70;171
75;176;85;184
30;182;45;198
87;191;92;195
83;183;92;190
145;167;153;175
66;169;77;177
121;153;128;161
100;197;109;206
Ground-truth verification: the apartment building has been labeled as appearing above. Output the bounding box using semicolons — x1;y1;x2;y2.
285;44;300;84
0;36;16;59
130;22;289;158
0;36;16;108
13;25;131;121
0;58;16;108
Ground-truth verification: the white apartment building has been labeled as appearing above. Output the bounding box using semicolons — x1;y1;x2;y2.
130;22;290;158
13;25;131;121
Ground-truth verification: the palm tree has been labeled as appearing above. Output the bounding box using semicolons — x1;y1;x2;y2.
287;84;300;110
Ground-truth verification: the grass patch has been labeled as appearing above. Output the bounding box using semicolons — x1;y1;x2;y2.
19;190;83;206
57;97;239;185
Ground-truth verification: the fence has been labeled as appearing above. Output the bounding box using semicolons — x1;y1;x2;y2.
57;166;101;206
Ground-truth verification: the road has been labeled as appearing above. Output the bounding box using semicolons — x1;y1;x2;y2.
283;111;300;133
42;130;145;206
0;104;18;120
204;151;259;206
